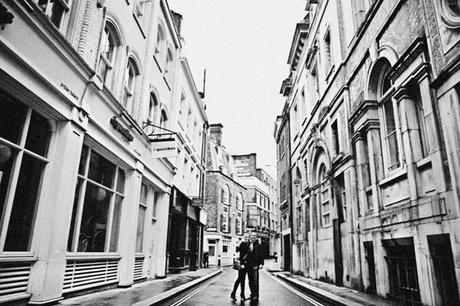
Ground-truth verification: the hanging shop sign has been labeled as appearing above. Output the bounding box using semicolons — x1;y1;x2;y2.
199;209;207;225
150;136;178;158
110;116;134;142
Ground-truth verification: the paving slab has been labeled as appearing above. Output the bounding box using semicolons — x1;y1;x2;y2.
59;268;221;306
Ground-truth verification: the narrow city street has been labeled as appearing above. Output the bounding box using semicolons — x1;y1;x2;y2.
158;267;331;306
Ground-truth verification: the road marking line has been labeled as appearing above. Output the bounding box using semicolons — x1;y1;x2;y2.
263;270;325;306
170;273;224;306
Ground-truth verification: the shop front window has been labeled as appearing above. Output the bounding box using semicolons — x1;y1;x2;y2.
0;93;51;252
136;183;148;253
67;146;125;253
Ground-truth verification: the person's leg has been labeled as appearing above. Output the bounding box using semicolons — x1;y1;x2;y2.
240;269;246;299
253;269;259;299
231;275;240;299
247;265;255;298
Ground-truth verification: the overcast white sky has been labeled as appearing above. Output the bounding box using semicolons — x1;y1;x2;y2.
168;0;306;177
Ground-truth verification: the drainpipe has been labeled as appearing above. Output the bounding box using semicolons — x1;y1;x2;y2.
287;114;294;273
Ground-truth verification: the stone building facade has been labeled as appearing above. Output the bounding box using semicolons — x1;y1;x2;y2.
203;124;246;266
276;0;460;305
274;113;292;271
0;0;207;304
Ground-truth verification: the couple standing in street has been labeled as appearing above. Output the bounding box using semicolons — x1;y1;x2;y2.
231;232;264;302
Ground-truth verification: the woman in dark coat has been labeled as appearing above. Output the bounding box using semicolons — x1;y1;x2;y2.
231;233;250;301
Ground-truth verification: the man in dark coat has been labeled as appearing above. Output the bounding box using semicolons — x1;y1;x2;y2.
244;232;264;301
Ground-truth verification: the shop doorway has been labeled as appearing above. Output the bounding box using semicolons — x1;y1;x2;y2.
428;234;460;306
208;240;217;266
364;241;376;294
383;238;421;305
283;234;291;271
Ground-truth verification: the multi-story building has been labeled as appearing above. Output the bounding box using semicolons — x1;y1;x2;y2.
0;1;207;304
232;153;277;259
166;55;208;273
203;124;246;266
277;0;460;305
256;168;280;258
274;112;292;271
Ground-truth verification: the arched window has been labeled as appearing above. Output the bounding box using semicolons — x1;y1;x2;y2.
377;60;400;171
148;93;159;124
155;24;166;56
122;58;140;114
317;163;330;226
98;21;121;88
221;185;230;205
236;193;243;210
159;109;168;130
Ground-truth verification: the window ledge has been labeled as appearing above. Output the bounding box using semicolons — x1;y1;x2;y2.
416;156;432;169
65;253;122;261
379;167;407;187
325;65;335;83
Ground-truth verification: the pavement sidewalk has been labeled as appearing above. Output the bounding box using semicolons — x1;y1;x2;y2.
59;267;222;306
264;259;398;306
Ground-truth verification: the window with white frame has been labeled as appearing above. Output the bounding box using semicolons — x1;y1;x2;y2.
136;183;148;253
36;0;70;30
236;193;243;210
221;205;229;232
165;49;174;75
0;93;52;252
147;93;159;124
318;164;330;227
68;146;125;252
98;22;120;88
122;59;140;114
379;65;400;171
221;185;230;205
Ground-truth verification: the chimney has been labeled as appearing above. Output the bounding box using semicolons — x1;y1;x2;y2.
170;11;183;37
209;123;223;146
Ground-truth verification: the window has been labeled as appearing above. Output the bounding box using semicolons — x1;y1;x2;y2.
236;193;243;210
68;146;125;252
409;85;429;157
311;61;320;101
318;164;330;227
221;205;229;232
136;184;148;253
122;59;140;114
352;0;377;30
152;191;159;220
165;49;174;74
147;93;159;126
221;185;230;205
323;29;332;75
159;110;168;130
379;65;400;171
331;120;340;155
155;24;166;60
36;0;70;29
0;93;52;251
334;174;346;222
296;205;303;240
98;23;119;87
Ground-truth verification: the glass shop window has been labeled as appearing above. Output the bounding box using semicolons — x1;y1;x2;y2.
67;146;125;253
0;92;51;252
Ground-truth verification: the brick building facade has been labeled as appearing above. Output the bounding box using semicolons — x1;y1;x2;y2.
203;124;246;266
